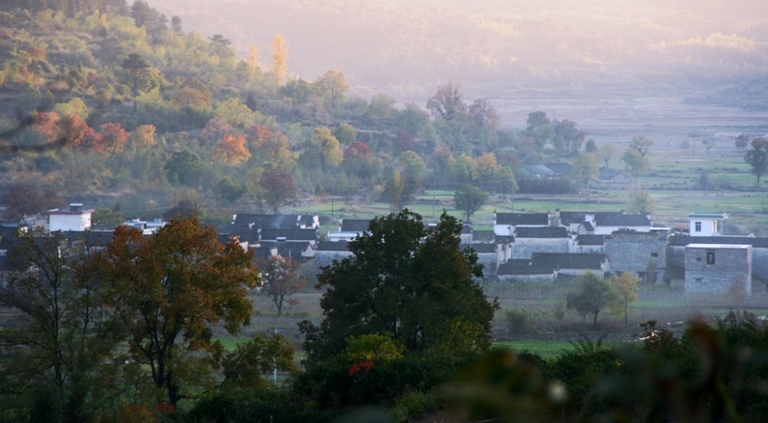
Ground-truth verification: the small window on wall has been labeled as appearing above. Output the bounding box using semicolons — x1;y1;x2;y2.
706;251;715;265
695;221;702;232
650;252;658;258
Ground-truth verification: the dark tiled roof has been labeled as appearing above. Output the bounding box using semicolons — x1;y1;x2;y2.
494;235;515;244
515;227;569;238
594;212;650;227
667;235;768;248
495;213;549;226
340;219;371;232
299;215;317;227
543;162;573;175
599;168;625;180
531;252;607;270
576;235;605;246
581;221;595;231
497;262;557;276
233;214;300;229
559;211;587;225
461;225;473;234
462;243;496;253
259;228;318;241
316;241;350;252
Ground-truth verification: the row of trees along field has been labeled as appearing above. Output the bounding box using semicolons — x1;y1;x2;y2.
5;213;768;422
10;0;761;221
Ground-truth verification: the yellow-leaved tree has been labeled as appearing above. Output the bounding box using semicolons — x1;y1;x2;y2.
607;272;640;324
271;34;288;87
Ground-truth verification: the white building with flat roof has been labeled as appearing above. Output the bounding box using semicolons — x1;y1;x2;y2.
48;204;94;232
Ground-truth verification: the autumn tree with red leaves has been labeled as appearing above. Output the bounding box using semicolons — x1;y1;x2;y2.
259;168;296;212
99;122;130;153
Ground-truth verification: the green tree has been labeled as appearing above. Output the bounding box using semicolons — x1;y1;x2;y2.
454;184;488;222
300;210;498;363
93;217;260;406
164;149;202;186
607;272;640;324
571;152;599;188
744;138;768;185
384;170;404;212
314;69;348;111
597;143;616;168
332;122;357;146
120;53;152;95
621;135;654;177
304;126;342;171
566;272;610;327
397;150;426;180
0;229;125;421
526;111;553;150
257;256;305;316
626;190;656;214
427;82;468;152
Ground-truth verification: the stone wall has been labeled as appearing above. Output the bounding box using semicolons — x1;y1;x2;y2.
605;232;667;281
512;238;571;259
684;245;751;294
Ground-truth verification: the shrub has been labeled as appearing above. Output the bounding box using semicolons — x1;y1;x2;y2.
504;309;530;335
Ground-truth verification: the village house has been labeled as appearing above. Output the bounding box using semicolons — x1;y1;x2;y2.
494;212;549;236
531;252;610;277
593;212;652;234
327;218;371;241
604;229;668;283
684;244;751;296
512;226;571;259
689;212;728;237
48;203;94;232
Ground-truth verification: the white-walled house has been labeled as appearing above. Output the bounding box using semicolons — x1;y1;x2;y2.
48;204;93;232
689;212;728;237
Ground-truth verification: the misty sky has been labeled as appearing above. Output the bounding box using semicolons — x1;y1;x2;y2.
148;0;768;99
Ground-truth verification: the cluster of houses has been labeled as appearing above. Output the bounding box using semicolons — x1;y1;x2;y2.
1;204;765;298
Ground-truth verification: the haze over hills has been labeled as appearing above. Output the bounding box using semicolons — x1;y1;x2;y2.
149;0;768;100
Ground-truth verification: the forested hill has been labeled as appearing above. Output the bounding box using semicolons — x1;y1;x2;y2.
0;0;587;223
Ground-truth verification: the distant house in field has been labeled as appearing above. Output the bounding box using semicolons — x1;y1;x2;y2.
48;204;94;232
689;212;728;237
592;168;630;189
460;225;473;244
512;226;571;259
494;212;549;236
522;163;574;179
593;212;652;234
684;244;751;295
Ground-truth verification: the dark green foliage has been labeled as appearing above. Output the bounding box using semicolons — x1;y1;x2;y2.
292;355;473;409
453;184;488;222
187;388;326;423
566;272;611;327
300;210;498;363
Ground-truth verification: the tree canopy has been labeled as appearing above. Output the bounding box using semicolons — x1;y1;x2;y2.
92;216;261;405
300;210;498;363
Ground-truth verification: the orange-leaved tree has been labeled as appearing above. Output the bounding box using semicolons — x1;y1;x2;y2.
211;133;250;164
92;216;260;406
